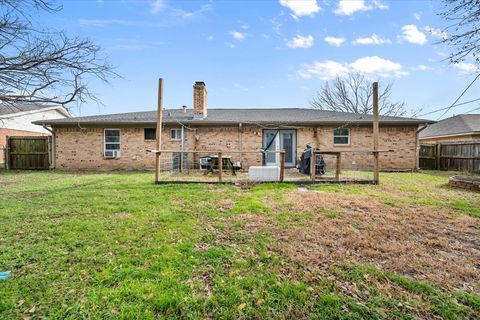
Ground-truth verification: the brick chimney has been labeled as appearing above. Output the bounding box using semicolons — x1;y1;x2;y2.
193;81;207;119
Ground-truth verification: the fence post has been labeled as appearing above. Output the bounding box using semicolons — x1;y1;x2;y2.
310;150;315;181
5;136;9;170
279;151;285;182
336;153;341;180
218;152;223;182
435;143;441;170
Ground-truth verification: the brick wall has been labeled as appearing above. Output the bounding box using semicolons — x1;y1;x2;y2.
419;134;480;144
53;124;418;170
0;128;48;163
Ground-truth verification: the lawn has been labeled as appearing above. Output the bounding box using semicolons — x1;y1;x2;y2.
0;170;479;319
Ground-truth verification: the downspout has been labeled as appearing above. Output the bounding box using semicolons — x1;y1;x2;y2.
238;123;243;165
415;123;429;171
42;125;55;170
180;125;185;171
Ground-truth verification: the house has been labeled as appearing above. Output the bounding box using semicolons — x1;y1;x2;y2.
0;104;71;163
34;82;432;171
419;114;480;143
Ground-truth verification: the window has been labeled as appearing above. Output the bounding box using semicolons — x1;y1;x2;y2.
170;128;182;140
144;128;156;140
104;129;121;157
333;128;350;145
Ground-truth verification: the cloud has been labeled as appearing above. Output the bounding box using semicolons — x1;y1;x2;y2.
425;26;448;40
298;60;349;80
229;30;246;41
279;0;321;18
352;34;391;45
334;0;387;16
171;3;212;19
78;19;136;27
324;36;345;47
413;12;421;21
206;35;214;41
399;24;427;45
417;64;432;71
287;35;314;48
454;62;480;74
298;56;407;80
150;0;166;14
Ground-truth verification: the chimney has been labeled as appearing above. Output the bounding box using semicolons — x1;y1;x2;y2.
193;81;207;119
182;105;187;113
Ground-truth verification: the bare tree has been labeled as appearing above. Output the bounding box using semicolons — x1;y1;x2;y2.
0;0;117;113
439;0;480;66
310;73;409;117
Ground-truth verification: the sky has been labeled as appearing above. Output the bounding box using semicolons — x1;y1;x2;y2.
35;0;480;120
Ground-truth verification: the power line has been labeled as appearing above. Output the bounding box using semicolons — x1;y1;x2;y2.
436;73;480;120
463;105;480;114
418;97;480;117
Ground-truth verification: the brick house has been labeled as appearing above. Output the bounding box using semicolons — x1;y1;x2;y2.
34;82;433;171
419;114;480;143
0;104;71;163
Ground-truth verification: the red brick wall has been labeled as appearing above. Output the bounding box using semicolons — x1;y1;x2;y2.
53;124;419;171
0;128;48;163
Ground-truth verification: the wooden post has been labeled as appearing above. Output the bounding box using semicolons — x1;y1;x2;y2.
335;153;341;180
218;152;223;182
155;78;164;183
436;143;441;170
5;136;9;170
310;150;315;181
279;151;285;182
373;82;380;184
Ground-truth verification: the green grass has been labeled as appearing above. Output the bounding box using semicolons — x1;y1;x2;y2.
0;170;478;319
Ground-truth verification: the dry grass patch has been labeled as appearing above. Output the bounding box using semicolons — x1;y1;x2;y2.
271;191;480;293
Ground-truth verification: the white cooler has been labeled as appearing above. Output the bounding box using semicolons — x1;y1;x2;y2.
248;166;280;182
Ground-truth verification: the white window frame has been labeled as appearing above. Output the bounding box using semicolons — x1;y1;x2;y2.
104;129;121;157
170;128;181;141
333;128;350;145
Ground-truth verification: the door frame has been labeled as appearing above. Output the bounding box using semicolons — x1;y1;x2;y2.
262;129;297;168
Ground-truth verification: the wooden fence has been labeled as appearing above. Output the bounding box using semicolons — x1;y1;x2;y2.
5;136;51;170
419;141;480;173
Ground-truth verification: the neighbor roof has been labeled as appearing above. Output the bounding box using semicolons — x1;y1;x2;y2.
419;114;480;138
34;108;433;126
0;103;67;116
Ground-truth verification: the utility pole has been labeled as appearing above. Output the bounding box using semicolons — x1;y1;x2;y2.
373;82;380;184
155;78;164;183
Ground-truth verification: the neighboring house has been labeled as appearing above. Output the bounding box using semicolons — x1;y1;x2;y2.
419;114;480;143
34;82;433;171
0;104;71;163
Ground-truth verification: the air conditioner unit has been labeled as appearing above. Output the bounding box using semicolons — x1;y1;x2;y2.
104;150;120;158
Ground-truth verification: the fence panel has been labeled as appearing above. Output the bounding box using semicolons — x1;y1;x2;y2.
7;136;50;170
420;141;480;172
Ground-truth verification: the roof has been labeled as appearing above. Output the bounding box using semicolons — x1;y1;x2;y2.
0;103;71;117
419;114;480;138
33;108;433;126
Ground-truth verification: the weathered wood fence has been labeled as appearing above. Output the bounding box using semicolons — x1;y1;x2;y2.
419;141;480;173
5;136;51;170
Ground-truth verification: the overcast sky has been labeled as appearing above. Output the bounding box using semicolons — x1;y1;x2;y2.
38;0;480;119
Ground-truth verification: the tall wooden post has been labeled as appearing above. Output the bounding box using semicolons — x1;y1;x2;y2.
155;78;164;183
218;152;223;182
373;82;380;184
310;150;315;181
335;153;341;180
279;151;285;182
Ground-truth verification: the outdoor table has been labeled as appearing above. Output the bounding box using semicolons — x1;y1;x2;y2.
204;155;237;175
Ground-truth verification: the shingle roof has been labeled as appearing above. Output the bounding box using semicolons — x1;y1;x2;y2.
34;108;433;126
419;114;480;138
0;103;56;116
